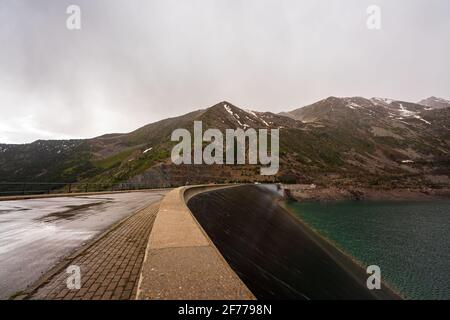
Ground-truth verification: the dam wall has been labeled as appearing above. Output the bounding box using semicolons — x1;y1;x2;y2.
138;184;399;300
187;185;400;300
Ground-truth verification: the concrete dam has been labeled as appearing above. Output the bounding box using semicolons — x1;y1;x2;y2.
187;185;399;300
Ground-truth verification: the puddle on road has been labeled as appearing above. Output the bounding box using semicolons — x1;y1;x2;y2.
0;208;30;214
39;201;109;222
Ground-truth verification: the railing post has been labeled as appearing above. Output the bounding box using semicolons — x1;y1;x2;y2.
85;184;88;193
68;184;72;193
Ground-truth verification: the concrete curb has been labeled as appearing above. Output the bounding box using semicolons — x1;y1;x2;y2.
136;184;255;300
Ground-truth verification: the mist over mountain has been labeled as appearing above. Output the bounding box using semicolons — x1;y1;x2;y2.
1;96;449;192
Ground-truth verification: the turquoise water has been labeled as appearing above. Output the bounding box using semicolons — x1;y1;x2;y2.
285;200;450;300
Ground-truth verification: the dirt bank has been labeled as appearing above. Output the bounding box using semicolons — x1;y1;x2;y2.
285;185;450;202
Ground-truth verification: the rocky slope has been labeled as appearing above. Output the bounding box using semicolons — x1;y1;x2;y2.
418;96;450;110
1;97;449;193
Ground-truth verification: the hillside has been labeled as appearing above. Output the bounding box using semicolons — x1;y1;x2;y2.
1;97;449;194
418;96;450;110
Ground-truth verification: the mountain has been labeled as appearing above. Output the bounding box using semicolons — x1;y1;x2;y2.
418;96;450;110
285;96;436;123
0;102;301;192
1;98;449;194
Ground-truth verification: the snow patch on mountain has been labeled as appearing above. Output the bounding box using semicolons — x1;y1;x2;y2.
244;109;269;127
224;104;233;116
422;96;450;104
244;109;258;118
414;115;432;125
398;104;416;117
347;102;362;110
394;104;432;124
259;117;269;127
371;97;393;105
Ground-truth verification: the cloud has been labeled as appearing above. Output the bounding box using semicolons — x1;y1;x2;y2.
1;0;449;143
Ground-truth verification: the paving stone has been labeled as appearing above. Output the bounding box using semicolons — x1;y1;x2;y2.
28;202;160;300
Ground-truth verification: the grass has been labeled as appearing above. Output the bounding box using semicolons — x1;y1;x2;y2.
92;149;135;170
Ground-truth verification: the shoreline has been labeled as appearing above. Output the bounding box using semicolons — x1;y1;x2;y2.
278;199;403;300
283;185;450;202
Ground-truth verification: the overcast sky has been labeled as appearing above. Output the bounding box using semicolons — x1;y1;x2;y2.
1;0;449;143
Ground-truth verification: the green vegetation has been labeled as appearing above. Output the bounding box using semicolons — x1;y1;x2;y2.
1;98;449;191
92;149;135;170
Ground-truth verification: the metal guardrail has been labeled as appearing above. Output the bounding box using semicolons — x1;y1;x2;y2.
0;182;160;196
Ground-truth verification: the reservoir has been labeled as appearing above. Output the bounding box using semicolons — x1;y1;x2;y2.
285;199;450;300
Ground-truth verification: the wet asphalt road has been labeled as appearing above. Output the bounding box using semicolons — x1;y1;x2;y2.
0;191;166;299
